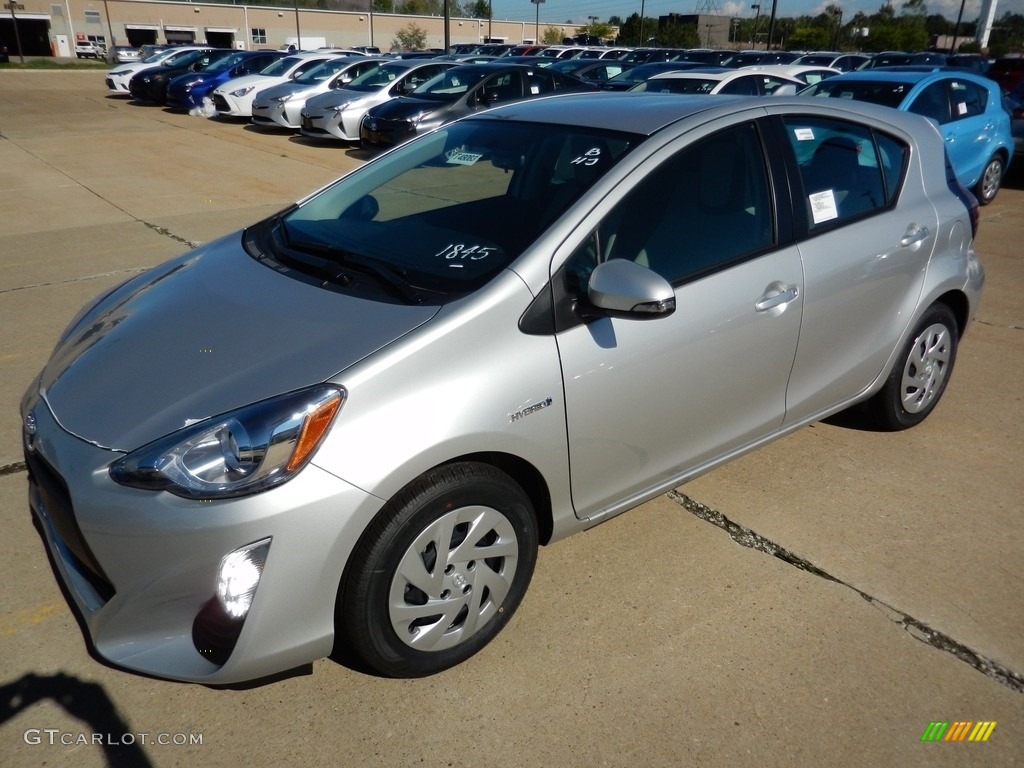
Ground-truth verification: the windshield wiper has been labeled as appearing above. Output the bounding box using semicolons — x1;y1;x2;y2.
284;233;425;304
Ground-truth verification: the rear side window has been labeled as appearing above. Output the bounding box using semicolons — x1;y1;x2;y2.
948;79;987;119
783;116;908;231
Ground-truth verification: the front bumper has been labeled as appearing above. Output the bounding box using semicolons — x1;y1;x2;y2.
359;115;416;147
251;100;302;129
22;395;385;684
213;91;255;118
301;106;361;141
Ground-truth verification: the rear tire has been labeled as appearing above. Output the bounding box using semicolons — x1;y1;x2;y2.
974;155;1003;205
340;462;538;678
864;304;958;431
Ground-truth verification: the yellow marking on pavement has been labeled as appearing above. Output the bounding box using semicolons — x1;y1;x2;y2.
0;601;66;637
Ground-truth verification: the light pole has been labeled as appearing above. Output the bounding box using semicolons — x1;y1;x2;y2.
639;0;646;46
831;7;843;50
531;0;544;45
293;0;301;49
3;0;25;63
750;4;760;48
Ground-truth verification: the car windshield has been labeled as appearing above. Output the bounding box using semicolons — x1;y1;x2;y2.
294;57;368;84
634;77;718;94
261;56;304;77
412;67;491;101
801;79;911;108
344;62;411;91
202;52;248;72
265;119;637;301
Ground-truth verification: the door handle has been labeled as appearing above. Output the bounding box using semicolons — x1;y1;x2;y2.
755;285;799;312
900;225;930;247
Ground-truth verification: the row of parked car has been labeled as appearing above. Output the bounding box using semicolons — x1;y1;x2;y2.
105;44;1018;204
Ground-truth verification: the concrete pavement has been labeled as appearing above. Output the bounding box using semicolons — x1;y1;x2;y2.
1;70;1021;767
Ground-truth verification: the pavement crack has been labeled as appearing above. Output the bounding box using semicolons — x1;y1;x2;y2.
0;267;149;295
669;490;1024;695
142;221;200;249
976;318;1024;331
0;461;27;477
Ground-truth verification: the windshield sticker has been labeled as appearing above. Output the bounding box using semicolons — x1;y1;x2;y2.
435;243;498;265
793;128;815;141
570;147;602;167
809;190;839;224
445;147;483;166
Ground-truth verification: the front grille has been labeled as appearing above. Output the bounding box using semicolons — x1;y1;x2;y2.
213;94;229;111
25;449;115;602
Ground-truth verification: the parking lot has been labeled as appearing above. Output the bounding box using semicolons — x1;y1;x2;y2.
1;70;1022;766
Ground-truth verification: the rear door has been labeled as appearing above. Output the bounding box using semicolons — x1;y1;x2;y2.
775;113;939;423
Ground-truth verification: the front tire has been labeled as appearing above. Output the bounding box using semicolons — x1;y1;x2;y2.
974;155;1004;205
341;462;538;677
864;303;959;431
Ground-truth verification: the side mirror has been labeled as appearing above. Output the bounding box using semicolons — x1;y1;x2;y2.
772;84;798;96
583;259;675;319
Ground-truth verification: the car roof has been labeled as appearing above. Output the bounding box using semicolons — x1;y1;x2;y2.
470;91;943;141
646;68;735;81
818;68;994;87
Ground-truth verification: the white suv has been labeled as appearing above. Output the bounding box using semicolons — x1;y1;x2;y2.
75;41;102;59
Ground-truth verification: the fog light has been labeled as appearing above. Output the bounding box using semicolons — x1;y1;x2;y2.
216;539;270;619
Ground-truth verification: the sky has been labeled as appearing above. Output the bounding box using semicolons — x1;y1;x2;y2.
486;0;1024;28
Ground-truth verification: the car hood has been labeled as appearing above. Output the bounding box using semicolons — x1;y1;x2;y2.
305;88;374;110
370;96;449;120
257;80;316;101
214;73;275;93
40;233;440;452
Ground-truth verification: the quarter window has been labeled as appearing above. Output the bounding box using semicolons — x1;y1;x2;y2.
784;117;906;230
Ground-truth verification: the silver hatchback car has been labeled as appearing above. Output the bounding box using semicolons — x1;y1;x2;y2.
22;93;984;683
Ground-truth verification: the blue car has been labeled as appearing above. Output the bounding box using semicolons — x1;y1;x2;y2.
166;50;286;111
800;69;1013;204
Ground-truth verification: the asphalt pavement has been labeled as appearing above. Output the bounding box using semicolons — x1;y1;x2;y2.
1;70;1021;767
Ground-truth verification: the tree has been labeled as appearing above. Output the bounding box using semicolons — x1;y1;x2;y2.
392;22;428;51
541;26;563;45
466;0;490;19
577;21;616;42
617;13;659;46
656;19;701;48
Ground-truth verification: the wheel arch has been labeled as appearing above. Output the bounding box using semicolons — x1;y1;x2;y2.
436;452;554;545
934;288;969;340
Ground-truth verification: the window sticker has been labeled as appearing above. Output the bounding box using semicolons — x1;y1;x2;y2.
445;147;482;166
809;189;839;224
530;85;540;94
435;243;498;266
956;101;967;116
570;147;602;166
794;128;815;141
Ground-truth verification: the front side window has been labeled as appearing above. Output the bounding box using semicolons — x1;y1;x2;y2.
256;120;636;301
783;116;907;230
562;122;774;289
909;82;951;124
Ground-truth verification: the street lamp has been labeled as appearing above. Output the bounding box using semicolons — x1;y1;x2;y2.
531;0;544;45
750;4;761;48
831;8;843;50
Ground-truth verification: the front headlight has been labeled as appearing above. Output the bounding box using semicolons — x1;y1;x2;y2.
270;94;292;103
110;385;344;499
230;85;256;98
